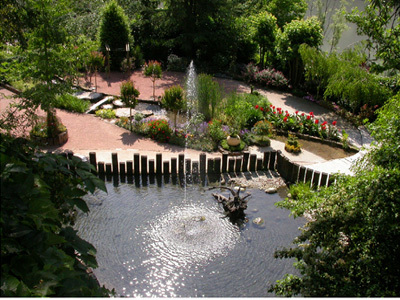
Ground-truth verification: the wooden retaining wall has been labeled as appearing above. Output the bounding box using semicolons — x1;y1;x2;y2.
61;150;333;188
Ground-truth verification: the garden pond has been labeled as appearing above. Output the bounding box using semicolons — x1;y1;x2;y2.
75;180;304;297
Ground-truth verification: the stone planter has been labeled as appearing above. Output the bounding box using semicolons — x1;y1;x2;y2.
227;135;241;146
31;130;68;146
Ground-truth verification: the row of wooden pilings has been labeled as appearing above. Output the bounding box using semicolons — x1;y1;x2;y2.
78;150;333;188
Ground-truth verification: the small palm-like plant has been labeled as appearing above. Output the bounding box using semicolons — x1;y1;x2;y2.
143;60;162;100
161;85;186;130
120;80;140;130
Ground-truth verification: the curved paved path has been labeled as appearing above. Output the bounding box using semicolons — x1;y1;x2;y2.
1;71;372;175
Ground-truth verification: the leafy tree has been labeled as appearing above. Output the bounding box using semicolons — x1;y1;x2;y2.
266;0;308;28
120;80;140;131
98;0;132;70
249;12;279;68
347;0;400;71
143;60;162;100
161;85;186;130
11;0;77;138
0;134;112;296
270;93;400;296
277;17;324;86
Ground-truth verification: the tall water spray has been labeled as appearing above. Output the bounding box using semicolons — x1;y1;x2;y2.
185;61;198;116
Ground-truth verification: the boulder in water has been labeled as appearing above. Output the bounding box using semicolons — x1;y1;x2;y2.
252;217;264;225
265;187;277;194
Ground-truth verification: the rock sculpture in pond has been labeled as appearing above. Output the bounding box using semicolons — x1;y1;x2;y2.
210;186;251;223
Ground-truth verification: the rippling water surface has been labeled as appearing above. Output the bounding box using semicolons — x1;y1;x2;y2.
75;182;304;297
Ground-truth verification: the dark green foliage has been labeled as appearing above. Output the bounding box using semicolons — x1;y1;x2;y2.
0;134;111;296
300;44;393;114
277;17;324;86
249;12;278;68
270;93;400;296
98;0;132;70
266;0;307;29
53;94;90;113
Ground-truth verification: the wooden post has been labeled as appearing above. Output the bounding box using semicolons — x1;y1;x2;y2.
178;154;185;174
320;172;329;187
119;162;126;180
214;158;221;174
134;153;140;176
299;166;307;183
249;154;257;171
276;151;284;176
228;158;235;173
112;153;118;175
126;161;133;177
291;163;300;183
185;159;191;175
235;157;242;173
192;161;199;175
263;152;270;170
98;162;105;176
200;153;206;176
269;151;276;170
105;163;112;180
89;152;97;173
313;171;320;187
207;158;214;174
256;158;262;170
242;152;250;172
305;168;314;183
163;161;170;175
141;155;148;175
171;157;177;174
149;159;155;176
156;153;162;175
222;153;228;173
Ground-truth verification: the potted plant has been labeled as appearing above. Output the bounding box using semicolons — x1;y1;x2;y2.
226;119;241;146
285;134;301;153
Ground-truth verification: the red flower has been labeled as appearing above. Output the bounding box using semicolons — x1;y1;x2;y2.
332;121;337;126
273;111;276;114
322;121;328;126
315;119;319;124
310;111;314;116
322;125;326;131
279;110;283;114
270;104;273;107
260;107;264;111
286;113;290;117
301;113;305;116
295;110;299;114
255;105;259;109
158;128;161;131
307;115;311;120
283;117;288;122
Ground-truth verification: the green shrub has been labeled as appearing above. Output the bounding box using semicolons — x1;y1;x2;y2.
284;134;301;153
197;74;222;121
247;134;271;147
252;120;273;136
95;109;116;119
146;119;172;143
207;119;226;142
54;94;90;113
